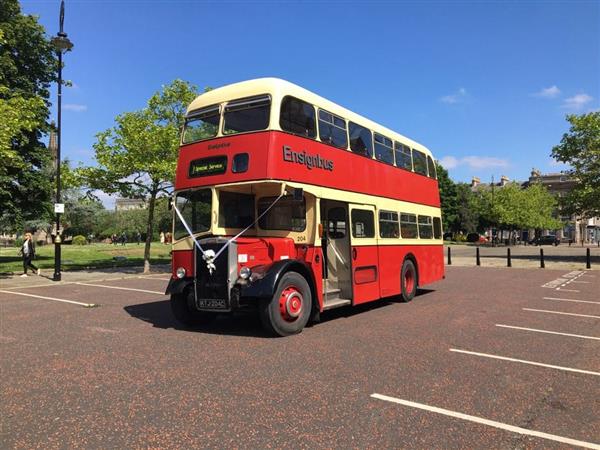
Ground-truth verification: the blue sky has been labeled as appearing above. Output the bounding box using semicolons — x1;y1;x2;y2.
23;0;600;191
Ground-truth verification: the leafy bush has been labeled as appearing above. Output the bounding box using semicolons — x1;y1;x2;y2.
14;237;24;248
72;235;87;245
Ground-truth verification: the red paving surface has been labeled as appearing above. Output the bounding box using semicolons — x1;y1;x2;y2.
1;267;599;449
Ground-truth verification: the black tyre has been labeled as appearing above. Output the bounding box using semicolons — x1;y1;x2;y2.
400;259;417;303
171;289;217;327
259;272;312;337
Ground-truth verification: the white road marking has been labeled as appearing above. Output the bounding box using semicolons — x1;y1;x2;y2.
370;393;600;450
449;348;600;376
544;297;600;305
1;273;170;291
571;281;591;284
556;288;580;292
75;282;164;295
0;289;96;307
496;324;600;341
523;308;600;319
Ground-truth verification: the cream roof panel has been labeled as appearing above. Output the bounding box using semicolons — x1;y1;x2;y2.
186;77;433;157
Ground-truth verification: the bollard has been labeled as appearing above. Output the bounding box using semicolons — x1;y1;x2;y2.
476;247;481;266
586;248;591;269
507;248;512;267
447;247;452;265
540;248;545;268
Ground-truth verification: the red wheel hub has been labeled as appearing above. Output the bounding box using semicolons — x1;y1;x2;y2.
404;268;415;293
279;286;303;322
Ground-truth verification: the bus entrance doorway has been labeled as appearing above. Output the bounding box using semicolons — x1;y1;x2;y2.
321;200;352;307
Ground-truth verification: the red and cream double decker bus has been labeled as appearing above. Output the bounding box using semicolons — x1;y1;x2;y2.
166;78;444;336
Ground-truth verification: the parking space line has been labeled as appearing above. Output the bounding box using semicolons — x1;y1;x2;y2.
571;281;591;284
75;282;165;295
370;393;600;449
544;297;600;305
556;288;580;292
449;348;600;376
523;308;600;319
0;289;96;307
496;324;600;341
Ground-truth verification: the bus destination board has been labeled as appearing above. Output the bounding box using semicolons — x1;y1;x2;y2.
189;156;227;178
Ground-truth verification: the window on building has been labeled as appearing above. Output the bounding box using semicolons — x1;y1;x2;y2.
400;213;418;238
418;215;433;239
351;209;375;238
280;96;316;138
394;142;412;171
413;149;428;176
349;122;373;158
223;95;271;135
318;109;348;149
182;105;220;144
218;191;255;229
374;133;394;165
433;217;442;239
258;196;306;231
427;156;437;179
379;210;399;238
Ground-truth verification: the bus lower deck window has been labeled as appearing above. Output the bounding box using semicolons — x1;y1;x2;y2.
258;196;306;232
418;215;433;239
433;217;442;239
400;213;418;239
379;210;399;238
351;209;375;238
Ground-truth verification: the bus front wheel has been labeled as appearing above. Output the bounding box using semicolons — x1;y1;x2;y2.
259;272;312;337
171;289;217;327
400;259;417;302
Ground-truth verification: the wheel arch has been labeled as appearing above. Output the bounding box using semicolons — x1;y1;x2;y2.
403;253;419;287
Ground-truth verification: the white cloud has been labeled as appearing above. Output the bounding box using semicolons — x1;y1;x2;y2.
439;156;459;169
562;93;593;111
63;103;87;112
440;87;467;104
532;85;561;98
438;155;509;170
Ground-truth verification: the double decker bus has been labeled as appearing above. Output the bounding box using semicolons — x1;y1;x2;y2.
166;78;444;336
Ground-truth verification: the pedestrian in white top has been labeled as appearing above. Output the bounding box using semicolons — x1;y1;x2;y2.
19;232;40;277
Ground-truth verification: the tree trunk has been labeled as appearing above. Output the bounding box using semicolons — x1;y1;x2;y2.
143;187;158;274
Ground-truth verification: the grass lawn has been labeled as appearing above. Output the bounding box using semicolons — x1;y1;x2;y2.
0;242;172;274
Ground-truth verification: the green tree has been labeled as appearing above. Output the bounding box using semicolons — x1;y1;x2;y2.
551;112;600;219
436;163;457;232
455;183;479;233
0;0;58;231
79;80;199;272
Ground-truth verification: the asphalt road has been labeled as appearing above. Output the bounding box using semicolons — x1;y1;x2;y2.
1;267;599;449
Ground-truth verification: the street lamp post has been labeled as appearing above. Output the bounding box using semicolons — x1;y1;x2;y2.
50;0;73;282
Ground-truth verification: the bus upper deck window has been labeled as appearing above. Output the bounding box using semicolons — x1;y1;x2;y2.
427;155;437;179
413;149;428;176
349;122;373;158
182;105;220;144
374;133;394;165
223;95;271;135
280;96;316;138
394;143;412;171
318;109;348;149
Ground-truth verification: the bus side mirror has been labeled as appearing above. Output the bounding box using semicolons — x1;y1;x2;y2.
292;188;303;202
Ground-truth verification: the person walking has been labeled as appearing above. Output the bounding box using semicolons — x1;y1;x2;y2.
136;231;141;245
20;232;40;277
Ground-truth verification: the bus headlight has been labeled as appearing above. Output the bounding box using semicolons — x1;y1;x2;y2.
239;266;251;280
176;267;186;279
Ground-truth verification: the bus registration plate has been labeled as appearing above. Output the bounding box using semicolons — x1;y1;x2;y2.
197;298;227;309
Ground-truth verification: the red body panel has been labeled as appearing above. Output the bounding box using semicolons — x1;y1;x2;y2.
175;131;440;207
351;245;380;305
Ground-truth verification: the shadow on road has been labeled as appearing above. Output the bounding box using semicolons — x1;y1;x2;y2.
124;288;435;337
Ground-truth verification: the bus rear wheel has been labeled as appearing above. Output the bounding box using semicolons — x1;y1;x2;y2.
171;289;217;327
259;272;312;337
400;259;417;302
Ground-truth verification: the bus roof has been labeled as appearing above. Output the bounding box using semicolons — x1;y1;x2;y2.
186;78;433;157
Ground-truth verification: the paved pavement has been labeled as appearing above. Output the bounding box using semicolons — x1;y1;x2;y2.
446;244;600;270
1;266;599;449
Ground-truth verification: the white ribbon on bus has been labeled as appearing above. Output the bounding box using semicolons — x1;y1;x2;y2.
171;190;285;275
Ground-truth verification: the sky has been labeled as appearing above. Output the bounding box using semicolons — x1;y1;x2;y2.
21;0;600;204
